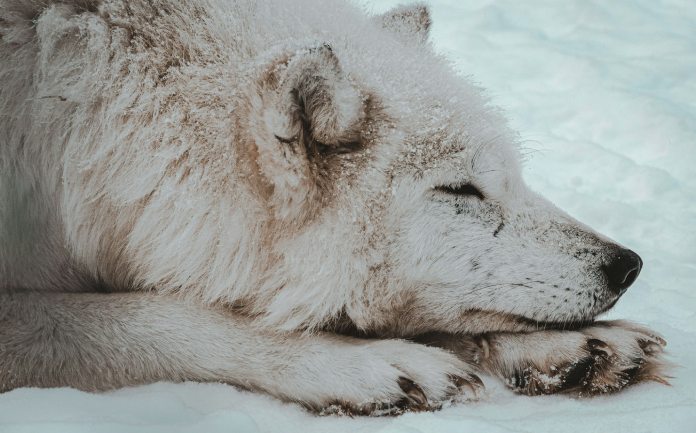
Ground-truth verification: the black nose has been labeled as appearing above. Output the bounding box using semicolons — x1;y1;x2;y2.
603;248;642;295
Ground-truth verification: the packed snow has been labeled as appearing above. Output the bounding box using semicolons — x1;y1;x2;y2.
1;0;694;432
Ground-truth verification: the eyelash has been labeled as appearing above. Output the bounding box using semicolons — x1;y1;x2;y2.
434;183;485;200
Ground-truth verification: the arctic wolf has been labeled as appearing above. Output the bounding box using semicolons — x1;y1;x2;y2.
0;0;667;414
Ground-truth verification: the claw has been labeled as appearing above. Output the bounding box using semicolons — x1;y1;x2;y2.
587;338;612;357
654;336;667;347
449;374;471;392
639;340;664;355
635;329;667;347
469;373;485;389
397;377;427;406
449;373;482;396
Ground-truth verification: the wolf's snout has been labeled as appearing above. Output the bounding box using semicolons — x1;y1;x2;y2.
603;248;643;295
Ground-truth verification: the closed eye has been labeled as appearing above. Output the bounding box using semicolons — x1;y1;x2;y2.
434;183;485;200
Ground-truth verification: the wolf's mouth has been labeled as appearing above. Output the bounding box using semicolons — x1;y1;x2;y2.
514;315;596;332
462;289;625;333
458;309;597;334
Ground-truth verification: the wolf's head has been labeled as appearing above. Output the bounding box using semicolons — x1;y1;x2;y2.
246;3;642;335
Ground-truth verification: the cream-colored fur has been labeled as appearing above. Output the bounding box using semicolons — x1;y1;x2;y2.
0;0;668;414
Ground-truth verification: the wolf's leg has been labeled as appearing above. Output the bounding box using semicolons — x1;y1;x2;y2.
420;321;669;396
0;291;479;414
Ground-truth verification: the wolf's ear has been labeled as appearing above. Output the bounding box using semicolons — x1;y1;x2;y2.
249;43;365;219
378;3;431;44
276;44;364;149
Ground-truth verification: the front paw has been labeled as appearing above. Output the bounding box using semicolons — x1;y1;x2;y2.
314;340;483;416
506;321;669;396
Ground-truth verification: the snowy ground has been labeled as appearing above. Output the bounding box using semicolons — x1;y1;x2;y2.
1;0;694;432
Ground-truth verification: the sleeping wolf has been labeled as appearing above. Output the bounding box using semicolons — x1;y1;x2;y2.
0;0;668;414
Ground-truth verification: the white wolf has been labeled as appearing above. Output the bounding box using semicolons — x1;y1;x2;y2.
0;0;668;415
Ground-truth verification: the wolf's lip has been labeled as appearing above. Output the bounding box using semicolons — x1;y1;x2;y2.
512;315;595;331
460;308;596;333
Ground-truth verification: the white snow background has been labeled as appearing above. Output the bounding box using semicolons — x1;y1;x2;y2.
1;0;694;432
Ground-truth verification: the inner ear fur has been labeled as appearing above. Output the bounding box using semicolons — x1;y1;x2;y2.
276;43;365;154
378;3;431;44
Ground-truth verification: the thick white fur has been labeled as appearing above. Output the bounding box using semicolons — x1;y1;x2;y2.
0;0;667;413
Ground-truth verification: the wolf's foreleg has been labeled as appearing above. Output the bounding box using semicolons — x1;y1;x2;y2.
0;291;478;414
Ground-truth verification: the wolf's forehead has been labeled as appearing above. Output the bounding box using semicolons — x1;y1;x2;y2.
389;125;513;177
375;85;518;177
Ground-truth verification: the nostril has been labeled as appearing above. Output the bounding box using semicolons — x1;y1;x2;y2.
603;248;642;295
622;267;639;287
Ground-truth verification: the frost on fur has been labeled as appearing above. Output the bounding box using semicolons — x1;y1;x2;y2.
378;3;432;45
